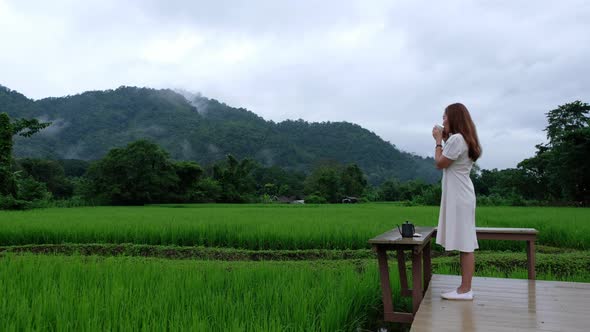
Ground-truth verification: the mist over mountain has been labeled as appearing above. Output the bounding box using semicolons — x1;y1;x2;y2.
0;85;440;184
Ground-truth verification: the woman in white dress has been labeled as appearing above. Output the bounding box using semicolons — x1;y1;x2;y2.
432;103;482;301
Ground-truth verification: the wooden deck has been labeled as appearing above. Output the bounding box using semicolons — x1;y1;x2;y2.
410;274;589;332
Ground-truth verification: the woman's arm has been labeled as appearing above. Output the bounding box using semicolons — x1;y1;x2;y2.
432;126;454;169
435;146;453;169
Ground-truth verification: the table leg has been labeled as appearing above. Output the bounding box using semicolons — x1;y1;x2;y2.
526;239;536;280
376;247;395;320
412;248;423;315
397;249;411;297
423;241;432;295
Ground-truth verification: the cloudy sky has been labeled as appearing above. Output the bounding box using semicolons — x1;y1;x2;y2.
1;0;589;170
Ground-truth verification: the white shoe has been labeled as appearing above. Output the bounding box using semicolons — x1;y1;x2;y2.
441;289;474;301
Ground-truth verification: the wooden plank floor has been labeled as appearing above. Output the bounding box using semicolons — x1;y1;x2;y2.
410;274;590;332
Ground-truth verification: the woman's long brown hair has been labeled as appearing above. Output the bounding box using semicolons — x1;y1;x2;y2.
445;103;482;162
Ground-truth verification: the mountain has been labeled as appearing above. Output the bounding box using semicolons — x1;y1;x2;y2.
0;85;440;184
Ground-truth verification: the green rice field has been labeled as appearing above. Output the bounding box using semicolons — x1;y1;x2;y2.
0;255;382;332
1;203;589;331
1;254;589;332
0;204;588;250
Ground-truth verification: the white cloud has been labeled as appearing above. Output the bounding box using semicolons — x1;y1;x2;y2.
1;0;588;169
141;33;206;64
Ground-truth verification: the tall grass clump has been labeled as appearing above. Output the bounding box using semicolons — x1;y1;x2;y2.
0;254;383;332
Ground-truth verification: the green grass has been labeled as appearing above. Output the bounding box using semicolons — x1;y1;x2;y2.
0;204;588;250
0;254;383;332
437;264;590;282
1;244;589;275
2;254;589;332
2;204;588;331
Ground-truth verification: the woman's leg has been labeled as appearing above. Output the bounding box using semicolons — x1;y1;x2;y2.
458;251;474;293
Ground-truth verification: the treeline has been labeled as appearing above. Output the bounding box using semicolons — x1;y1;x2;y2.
474;101;589;206
0;139;444;208
0;100;588;209
1;140;360;207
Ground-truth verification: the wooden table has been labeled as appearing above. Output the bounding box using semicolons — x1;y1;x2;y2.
368;226;436;323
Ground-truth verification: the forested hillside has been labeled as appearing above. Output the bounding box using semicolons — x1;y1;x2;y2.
0;85;440;184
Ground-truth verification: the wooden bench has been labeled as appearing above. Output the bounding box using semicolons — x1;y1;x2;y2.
434;227;538;279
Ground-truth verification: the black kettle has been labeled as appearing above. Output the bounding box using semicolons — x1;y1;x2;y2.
397;221;415;238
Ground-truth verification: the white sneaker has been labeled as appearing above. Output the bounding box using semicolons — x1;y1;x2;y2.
441;289;474;301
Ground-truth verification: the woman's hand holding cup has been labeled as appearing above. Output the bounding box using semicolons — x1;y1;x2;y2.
432;125;444;143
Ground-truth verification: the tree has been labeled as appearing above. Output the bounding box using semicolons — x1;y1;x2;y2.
304;164;342;203
251;164;306;198
0;112;50;208
522;101;590;203
192;177;222;202
0;113;15;196
59;159;91;177
85;140;179;205
17;158;74;199
173;161;203;197
398;179;428;201
213;154;256;203
545;101;590;146
553;127;590;202
417;184;442;205
378;178;401;201
340;163;367;197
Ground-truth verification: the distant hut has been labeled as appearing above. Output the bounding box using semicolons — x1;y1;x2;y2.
341;196;358;204
277;196;296;203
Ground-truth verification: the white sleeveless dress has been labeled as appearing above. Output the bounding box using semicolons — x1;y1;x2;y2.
435;133;479;252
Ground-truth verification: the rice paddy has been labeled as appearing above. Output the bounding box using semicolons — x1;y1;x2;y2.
0;204;587;250
1;203;588;331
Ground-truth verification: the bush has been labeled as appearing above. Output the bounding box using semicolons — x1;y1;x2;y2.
419;184;442;205
258;194;274;204
410;195;425;206
400;200;416;206
477;194;508;206
305;194;328;204
0;174;51;210
0;194;34;210
16;158;74;199
17;176;49;202
361;187;379;202
50;196;94;208
191;177;222;203
377;179;401;201
476;193;546;206
358;197;370;203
